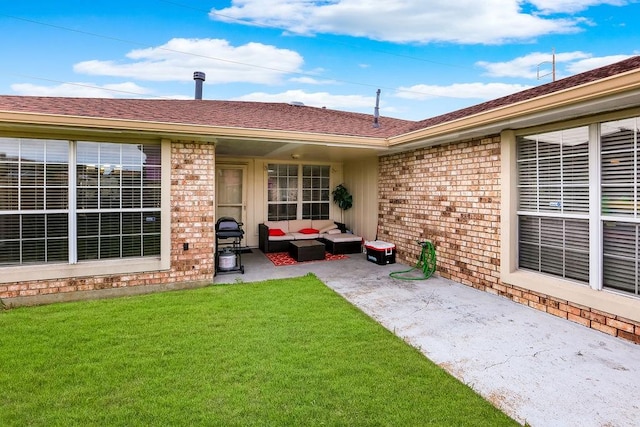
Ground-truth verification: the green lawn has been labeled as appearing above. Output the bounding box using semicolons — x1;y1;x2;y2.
0;274;517;426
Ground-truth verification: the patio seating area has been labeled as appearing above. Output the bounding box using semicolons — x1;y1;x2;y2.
214;249;640;427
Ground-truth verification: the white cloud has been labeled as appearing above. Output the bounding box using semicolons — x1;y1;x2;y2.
74;38;304;85
208;0;623;44
395;82;533;101
9;82;154;97
290;76;338;85
529;0;629;14
476;51;592;78
232;89;375;110
476;51;634;79
565;54;635;73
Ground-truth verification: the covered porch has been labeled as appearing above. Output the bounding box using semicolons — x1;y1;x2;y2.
214;130;387;251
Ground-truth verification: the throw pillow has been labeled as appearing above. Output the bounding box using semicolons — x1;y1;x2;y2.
299;228;319;234
269;228;286;236
319;223;338;233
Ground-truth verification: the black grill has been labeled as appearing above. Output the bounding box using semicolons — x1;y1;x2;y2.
214;217;245;276
215;217;244;239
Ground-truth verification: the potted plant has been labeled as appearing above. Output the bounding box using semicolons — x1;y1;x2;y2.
332;184;353;224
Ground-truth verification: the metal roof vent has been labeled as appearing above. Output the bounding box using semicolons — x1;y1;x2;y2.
193;71;206;100
373;89;381;128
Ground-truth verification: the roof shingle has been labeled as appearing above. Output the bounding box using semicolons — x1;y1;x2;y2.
1;55;639;139
0;97;413;138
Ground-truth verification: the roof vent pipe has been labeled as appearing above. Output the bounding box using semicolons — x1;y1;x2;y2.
193;71;206;100
373;88;381;128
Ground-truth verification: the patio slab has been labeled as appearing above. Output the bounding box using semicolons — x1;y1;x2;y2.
215;250;640;427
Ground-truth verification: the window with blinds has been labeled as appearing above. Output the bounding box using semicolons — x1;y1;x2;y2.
0;138;161;267
0;139;69;265
601;118;640;295
76;142;161;261
516;126;590;283
267;163;330;221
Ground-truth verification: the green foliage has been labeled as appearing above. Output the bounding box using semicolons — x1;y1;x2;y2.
332;183;353;211
0;276;516;426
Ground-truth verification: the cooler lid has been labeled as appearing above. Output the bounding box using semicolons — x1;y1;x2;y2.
364;240;395;250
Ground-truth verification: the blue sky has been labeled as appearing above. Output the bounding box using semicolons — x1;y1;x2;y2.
1;0;639;121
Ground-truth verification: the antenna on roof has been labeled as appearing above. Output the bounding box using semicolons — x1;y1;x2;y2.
537;48;556;82
193;71;206;100
373;89;381;128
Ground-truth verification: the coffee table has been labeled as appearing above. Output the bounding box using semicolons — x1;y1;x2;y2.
288;240;326;262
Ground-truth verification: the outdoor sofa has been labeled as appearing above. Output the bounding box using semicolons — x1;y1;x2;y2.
258;219;363;254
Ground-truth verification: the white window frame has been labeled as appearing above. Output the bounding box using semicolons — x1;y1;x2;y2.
266;163;331;221
501;114;640;323
0;138;171;284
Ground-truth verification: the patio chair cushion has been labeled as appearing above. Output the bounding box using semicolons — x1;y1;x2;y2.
322;233;363;243
264;220;290;233
288;219;312;232
325;228;342;235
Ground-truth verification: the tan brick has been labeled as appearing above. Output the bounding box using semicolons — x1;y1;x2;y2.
560;303;581;316
591;321;617;336
568;313;590;327
547;307;568;319
524;293;540;303
606;318;635;334
582;310;606;324
618;330;640;345
529;301;547;312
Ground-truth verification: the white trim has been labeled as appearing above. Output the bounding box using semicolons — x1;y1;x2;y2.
589;124;602;290
69;140;78;264
0;258;165;283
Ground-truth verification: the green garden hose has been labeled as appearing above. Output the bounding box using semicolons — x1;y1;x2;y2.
389;240;436;280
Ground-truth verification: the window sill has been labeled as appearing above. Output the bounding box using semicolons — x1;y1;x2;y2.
501;269;640;323
0;258;168;284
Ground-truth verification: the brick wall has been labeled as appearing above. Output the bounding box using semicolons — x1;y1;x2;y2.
0;141;216;304
378;135;640;345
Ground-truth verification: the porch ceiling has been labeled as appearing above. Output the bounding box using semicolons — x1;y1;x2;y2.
214;136;388;162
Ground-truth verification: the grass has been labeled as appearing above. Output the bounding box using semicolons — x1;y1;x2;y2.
0;274;517;426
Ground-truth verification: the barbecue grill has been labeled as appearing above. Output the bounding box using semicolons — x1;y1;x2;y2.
215;217;245;275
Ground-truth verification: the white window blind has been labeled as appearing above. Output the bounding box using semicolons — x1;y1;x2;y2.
517;127;590;283
0;139;69;265
601;118;640;295
0;138;161;266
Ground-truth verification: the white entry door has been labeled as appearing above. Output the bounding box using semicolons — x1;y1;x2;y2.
216;165;247;243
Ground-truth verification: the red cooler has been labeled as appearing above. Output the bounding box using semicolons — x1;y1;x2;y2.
364;240;396;265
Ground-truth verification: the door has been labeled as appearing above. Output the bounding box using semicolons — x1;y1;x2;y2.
216;165;247;244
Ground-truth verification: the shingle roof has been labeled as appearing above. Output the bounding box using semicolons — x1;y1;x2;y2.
1;55;639;139
0;96;413;138
403;55;640;134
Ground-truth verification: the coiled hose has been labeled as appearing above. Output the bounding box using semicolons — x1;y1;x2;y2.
389;240;436;280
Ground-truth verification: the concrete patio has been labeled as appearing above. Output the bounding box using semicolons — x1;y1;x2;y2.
214;250;640;427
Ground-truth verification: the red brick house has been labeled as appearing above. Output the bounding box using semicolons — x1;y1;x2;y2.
1;56;640;343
